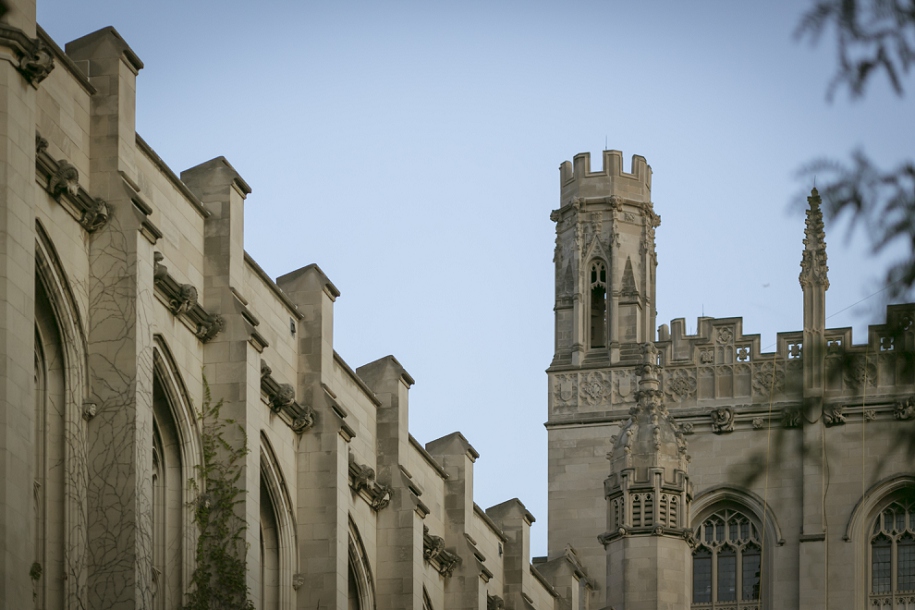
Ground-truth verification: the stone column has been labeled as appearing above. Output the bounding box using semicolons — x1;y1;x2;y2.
66;27;158;610
277;264;350;610
0;1;38;606
182;156;263;599
798;187;829;610
486;498;537;610
427;432;482;610
358;355;421;610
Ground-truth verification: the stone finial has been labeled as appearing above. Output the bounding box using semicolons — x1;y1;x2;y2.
799;187;829;290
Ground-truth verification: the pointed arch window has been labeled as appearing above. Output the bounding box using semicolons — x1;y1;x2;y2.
589;260;608;348
869;495;915;605
692;508;761;609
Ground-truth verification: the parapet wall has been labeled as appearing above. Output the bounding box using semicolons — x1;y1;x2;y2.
559;150;651;207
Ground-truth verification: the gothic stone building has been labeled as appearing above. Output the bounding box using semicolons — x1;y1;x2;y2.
1;2;914;610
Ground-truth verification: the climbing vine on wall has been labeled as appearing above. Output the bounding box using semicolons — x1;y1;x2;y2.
184;381;255;610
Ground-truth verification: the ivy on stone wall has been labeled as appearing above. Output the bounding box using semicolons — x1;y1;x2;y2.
184;381;255;610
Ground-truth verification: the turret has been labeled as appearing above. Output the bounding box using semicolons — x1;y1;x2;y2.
550;151;659;367
601;343;692;610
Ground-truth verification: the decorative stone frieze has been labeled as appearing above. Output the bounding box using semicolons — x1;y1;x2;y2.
260;360;315;433
0;24;55;86
423;526;461;577
152;252;227;344
823;405;846;427
347;452;392;512
35;135;117;234
895;397;915;420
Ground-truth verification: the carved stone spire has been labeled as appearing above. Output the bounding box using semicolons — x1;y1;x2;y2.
799;187;829;290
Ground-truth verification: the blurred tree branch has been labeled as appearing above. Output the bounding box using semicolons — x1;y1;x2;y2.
797;0;915;295
797;0;915;98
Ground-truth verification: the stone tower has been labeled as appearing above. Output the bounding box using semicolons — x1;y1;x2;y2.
550;150;659;367
546;151;660;607
601;343;692;609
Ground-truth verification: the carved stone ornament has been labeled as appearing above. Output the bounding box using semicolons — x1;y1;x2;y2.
843;358;877;389
48;160;79;199
679;422;694;435
18;41;54;86
823;405;846;427
753;361;785;397
348;452;391;512
752;417;764;430
291;409;316;433
82;401;97;421
799;188;830;289
423;527;446;561
710;407;735;433
269;383;296;413
169;283;198;316
716;327;733;345
782;407;802;428
79;197;110;233
597;531;615;547
195;313;224;343
369;483;392;511
292;573;306;590
487;594;505;610
664;368;697;402
35;134;48;155
895;397;915;420
423;526;461;577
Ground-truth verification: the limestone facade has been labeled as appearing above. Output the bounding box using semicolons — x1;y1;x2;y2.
0;5;570;610
547;150;915;609
4;3;915;610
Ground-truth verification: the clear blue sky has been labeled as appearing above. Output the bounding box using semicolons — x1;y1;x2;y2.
39;0;914;556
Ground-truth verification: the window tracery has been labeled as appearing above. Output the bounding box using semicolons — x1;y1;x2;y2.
692;508;761;609
869;494;915;606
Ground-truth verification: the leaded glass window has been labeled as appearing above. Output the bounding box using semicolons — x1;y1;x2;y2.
692;508;761;609
869;496;915;606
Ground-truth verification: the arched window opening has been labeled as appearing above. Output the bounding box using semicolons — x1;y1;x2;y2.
260;478;280;610
869;494;915;604
589;261;608;349
692;508;761;609
151;376;185;610
348;521;375;610
33;275;68;610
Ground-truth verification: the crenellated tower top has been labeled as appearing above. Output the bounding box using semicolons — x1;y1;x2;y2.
559;150;652;207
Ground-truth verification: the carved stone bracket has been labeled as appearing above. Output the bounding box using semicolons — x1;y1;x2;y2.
823;405;846;427
711;407;735;433
292;573;306;591
487;594;505;610
260;360;315;433
35;134;114;234
347;452;391;511
152;252;225;344
895;397;915;420
0;24;55;87
82;401;97;421
782;407;802;428
423;526;461;577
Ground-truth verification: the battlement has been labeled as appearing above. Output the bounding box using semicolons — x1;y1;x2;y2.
559;150;652;207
